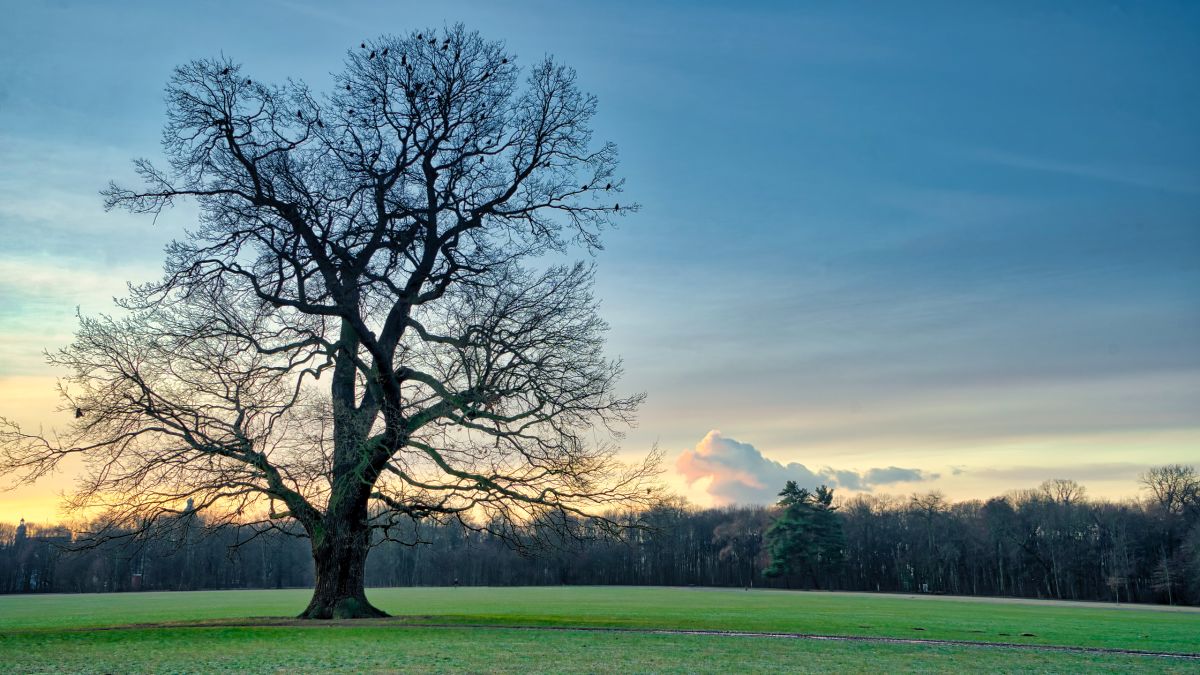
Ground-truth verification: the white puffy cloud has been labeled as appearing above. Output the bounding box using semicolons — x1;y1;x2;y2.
675;430;936;505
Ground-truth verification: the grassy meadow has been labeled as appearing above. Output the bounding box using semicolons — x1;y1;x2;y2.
1;587;1198;673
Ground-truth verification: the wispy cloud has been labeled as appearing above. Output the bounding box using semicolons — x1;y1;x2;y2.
0;134;184;262
963;462;1151;485
0;256;156;376
969;148;1200;196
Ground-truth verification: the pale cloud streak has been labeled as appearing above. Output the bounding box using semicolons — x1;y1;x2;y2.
0;256;156;377
968;148;1200;196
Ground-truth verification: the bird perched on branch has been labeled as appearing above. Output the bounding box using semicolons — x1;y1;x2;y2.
221;67;230;75
75;408;84;419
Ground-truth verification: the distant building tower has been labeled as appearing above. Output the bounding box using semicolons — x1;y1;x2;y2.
15;518;26;542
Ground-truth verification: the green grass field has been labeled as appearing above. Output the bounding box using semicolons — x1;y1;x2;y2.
1;587;1198;673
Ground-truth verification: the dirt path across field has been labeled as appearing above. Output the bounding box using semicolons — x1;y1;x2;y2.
842;590;1200;613
22;618;1200;661
666;586;1200;613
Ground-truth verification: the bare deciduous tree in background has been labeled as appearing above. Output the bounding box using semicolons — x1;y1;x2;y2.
1141;465;1200;516
0;25;661;619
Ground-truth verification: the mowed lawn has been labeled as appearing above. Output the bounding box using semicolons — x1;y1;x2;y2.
1;587;1198;673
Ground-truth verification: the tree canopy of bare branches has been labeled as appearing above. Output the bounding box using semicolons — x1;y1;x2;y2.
0;26;660;619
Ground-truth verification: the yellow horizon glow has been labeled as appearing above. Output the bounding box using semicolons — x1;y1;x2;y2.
2;371;1195;524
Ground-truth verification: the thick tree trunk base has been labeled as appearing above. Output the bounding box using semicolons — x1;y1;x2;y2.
299;591;389;620
300;517;387;620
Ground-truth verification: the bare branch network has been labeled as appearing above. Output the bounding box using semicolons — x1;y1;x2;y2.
1;27;662;616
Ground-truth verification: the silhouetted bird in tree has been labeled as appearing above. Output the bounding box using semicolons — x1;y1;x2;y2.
75;408;84;419
382;47;389;56
316;119;324;128
361;42;366;49
501;58;508;64
369;51;376;59
297;110;303;119
582;184;589;190
417;33;423;40
346;84;351;91
401;54;407;66
605;183;612;190
614;203;620;211
246;79;252;85
221;67;230;75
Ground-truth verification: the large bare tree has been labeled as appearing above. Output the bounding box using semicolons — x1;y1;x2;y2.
0;26;660;618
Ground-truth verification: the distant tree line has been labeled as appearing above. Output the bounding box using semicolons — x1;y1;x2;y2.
3;465;1197;605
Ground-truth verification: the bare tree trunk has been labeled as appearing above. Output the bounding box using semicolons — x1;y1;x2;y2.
294;314;390;620
300;497;387;619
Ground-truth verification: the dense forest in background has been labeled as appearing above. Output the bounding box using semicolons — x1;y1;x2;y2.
3;465;1197;606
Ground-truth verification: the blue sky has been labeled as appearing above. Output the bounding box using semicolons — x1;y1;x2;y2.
1;1;1198;516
